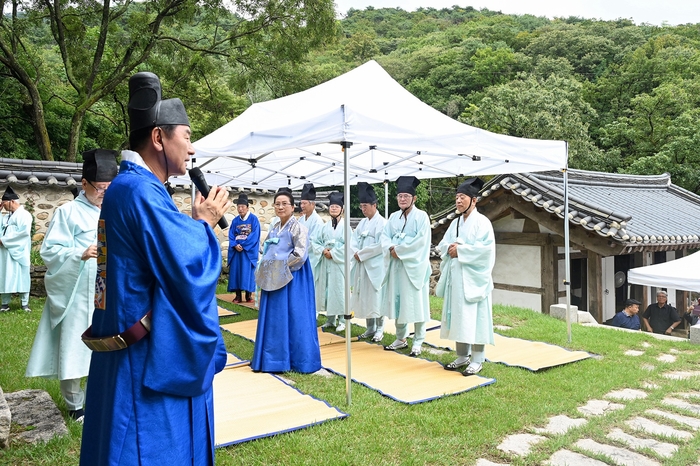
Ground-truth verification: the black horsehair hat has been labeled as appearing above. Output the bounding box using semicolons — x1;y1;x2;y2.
235;193;249;206
396;176;420;195
82;149;118;182
328;191;345;207
457;177;485;198
128;72;190;134
2;186;19;201
300;183;316;201
357;182;377;204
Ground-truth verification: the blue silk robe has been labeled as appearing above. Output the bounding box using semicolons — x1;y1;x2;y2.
0;206;32;294
252;217;320;373
26;193;99;381
350;213;387;319
313;220;346;317
436;211;495;345
80;157;227;466
379;207;431;324
227;212;260;292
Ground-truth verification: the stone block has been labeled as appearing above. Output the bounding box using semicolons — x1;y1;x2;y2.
690;323;700;345
549;304;578;323
4;389;67;444
577;310;597;324
0;386;10;449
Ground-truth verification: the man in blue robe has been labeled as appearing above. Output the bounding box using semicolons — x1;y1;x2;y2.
380;176;431;357
80;72;231;465
227;193;260;303
0;186;33;312
26;149;118;422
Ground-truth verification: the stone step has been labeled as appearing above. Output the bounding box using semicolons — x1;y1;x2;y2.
574;438;661;466
577;399;624;417
662;370;700;380
475;460;510;466
626;416;693;440
545;449;608;465
533;415;587;435
0;387;10;449
646;409;700;430
661;397;700;416
607;428;678;458
605;388;648;401
656;354;677;363
496;433;547;457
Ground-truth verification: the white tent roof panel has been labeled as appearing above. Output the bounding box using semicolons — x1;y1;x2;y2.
178;60;567;190
628;252;700;292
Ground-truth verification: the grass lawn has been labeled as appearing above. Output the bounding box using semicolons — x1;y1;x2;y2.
2;290;700;465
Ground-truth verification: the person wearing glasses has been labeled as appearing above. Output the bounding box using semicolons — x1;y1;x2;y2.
26;149;118;422
380;176;431;357
0;185;33;312
252;187;321;373
436;178;495;376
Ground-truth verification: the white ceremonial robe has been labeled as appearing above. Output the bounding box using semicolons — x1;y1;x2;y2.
380;206;431;324
301;210;325;272
436;210;496;345
26;193;99;380
350;213;387;319
0;206;32;294
313;220;346;316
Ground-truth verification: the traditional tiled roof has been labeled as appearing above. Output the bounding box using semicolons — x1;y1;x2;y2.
0;157;82;186
435;169;700;253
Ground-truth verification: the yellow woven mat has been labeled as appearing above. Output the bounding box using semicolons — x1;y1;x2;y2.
213;354;347;447
423;330;591;371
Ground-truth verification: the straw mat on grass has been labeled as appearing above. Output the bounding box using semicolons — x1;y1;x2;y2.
214;354;347;447
423;330;590;371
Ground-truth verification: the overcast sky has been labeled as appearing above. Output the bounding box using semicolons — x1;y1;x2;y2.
335;0;700;26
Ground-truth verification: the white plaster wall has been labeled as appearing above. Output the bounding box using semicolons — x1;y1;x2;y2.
492;216;525;233
493;244;541;287
493;289;542;313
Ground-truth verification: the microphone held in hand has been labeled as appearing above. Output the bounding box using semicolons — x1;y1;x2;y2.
189;167;229;230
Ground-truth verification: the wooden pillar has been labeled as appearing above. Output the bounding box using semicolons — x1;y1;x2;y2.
587;249;603;323
541;235;556;315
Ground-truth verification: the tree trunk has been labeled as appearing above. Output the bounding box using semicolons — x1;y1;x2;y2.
24;80;53;161
67;109;86;162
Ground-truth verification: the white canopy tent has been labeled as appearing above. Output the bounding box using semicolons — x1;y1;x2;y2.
628;252;700;291
181;60;571;403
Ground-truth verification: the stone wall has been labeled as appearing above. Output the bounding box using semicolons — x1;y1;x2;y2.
10;184;330;265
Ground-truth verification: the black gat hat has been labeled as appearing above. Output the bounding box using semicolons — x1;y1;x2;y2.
82;149;118;182
128;72;190;134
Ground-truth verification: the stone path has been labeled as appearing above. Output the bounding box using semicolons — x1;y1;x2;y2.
477;367;700;465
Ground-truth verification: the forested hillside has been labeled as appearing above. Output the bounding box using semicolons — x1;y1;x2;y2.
2;4;700;200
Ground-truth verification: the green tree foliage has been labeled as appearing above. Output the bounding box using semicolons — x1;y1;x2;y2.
0;0;337;161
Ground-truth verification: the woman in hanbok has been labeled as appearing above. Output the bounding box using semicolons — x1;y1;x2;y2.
315;192;347;332
252;188;321;373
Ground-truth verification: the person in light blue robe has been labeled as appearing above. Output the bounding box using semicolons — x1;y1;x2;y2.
380;176;431;357
350;183;388;341
315;192;347;331
298;183;325;276
437;178;495;376
0;186;33;311
80;72;230;466
227;193;260;303
253;188;321;373
26;149;118;421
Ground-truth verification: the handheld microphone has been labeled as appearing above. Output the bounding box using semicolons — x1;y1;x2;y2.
189;167;229;230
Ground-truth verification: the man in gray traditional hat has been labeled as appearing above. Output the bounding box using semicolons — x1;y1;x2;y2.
80;72;230;465
26;149;118;422
0;186;33;312
380;176;431;357
437;177;495;376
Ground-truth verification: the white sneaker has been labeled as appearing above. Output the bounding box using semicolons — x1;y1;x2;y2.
336;323;346;332
371;331;384;342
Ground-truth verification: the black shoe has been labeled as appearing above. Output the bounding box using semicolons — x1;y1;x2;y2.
0;304;9;312
69;409;85;423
